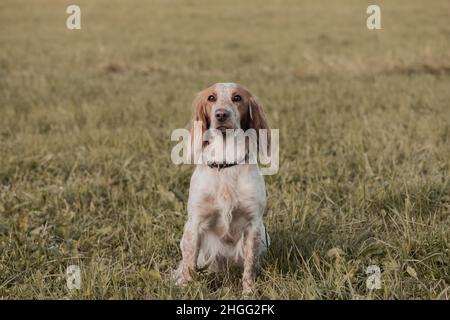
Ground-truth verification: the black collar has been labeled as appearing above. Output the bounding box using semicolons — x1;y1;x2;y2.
208;154;249;171
206;153;250;171
207;162;239;171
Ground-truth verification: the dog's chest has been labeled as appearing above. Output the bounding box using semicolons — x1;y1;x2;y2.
199;170;253;242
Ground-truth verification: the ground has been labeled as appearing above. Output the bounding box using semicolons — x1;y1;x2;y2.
0;0;449;299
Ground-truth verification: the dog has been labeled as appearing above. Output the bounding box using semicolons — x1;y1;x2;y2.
173;83;271;295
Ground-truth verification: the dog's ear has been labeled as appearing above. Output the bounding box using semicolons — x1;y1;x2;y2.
190;91;209;149
248;95;270;153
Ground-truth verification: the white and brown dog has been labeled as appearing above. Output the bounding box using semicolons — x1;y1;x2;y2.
174;83;271;295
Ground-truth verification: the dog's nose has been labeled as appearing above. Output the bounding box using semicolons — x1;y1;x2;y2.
215;109;230;122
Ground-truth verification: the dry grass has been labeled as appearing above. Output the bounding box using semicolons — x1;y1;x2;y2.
0;0;449;299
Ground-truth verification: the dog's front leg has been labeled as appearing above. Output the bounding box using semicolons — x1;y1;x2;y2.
242;226;261;296
175;221;200;286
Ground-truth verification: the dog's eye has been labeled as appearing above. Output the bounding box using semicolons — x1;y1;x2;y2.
232;95;242;102
207;95;216;102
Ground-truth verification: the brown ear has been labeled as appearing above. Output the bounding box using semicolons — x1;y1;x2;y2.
248;96;270;152
190;92;209;148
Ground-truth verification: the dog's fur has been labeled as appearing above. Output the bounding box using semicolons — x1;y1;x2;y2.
174;83;270;295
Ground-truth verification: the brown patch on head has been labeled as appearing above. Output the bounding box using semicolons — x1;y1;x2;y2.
233;86;271;153
230;86;253;130
190;88;214;148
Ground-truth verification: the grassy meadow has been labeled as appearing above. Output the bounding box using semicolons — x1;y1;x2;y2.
0;0;449;299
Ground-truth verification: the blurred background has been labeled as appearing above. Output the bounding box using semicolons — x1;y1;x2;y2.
0;0;449;299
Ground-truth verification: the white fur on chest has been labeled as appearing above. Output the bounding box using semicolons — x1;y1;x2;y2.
187;164;267;269
189;164;265;225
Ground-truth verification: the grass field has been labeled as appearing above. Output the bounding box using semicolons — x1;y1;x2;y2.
0;0;449;299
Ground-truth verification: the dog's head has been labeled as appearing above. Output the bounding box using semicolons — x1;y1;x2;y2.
190;83;270;150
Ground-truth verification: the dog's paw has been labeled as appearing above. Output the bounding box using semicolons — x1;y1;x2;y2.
171;266;191;287
241;287;254;300
242;280;255;299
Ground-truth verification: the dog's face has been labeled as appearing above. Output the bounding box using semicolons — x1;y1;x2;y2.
195;83;250;132
191;83;270;146
206;83;252;132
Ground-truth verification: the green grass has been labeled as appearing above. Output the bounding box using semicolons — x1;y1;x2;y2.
0;0;449;299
